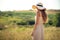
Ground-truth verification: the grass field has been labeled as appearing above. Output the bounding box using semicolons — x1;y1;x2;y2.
0;25;60;40
0;10;60;40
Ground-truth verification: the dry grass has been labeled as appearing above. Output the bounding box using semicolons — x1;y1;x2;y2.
44;27;60;40
0;26;60;40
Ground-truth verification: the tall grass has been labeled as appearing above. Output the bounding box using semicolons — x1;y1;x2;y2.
0;26;60;40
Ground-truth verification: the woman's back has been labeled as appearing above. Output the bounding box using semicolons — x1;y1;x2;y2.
35;15;43;25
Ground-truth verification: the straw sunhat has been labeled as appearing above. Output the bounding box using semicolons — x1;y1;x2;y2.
32;3;45;10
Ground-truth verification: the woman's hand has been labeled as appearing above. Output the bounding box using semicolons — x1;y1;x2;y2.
31;30;35;36
31;32;33;36
31;25;36;36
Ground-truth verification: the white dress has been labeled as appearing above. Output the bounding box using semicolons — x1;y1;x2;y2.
32;16;44;40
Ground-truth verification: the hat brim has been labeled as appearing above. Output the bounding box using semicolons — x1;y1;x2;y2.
32;5;45;11
32;5;37;9
37;6;45;9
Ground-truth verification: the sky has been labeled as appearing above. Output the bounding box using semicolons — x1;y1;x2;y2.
0;0;60;11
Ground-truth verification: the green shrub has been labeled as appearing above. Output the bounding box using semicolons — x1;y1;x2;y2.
28;20;35;25
56;13;60;27
46;14;58;26
16;21;27;25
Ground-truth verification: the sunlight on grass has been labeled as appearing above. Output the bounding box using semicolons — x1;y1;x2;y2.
0;26;60;40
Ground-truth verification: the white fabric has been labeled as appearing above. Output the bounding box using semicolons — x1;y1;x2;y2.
37;6;45;10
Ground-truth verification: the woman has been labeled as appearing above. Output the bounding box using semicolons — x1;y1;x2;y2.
32;3;47;40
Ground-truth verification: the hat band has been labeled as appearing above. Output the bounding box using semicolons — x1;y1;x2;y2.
37;5;43;7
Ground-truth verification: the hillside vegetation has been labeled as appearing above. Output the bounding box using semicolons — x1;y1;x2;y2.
0;10;60;40
0;10;60;28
